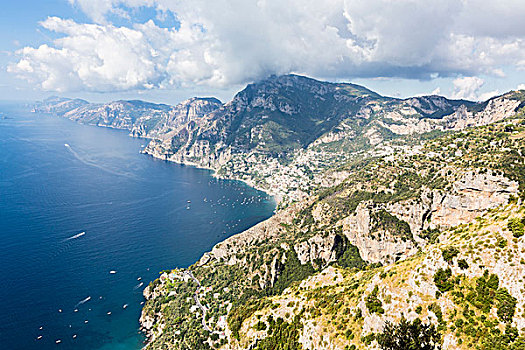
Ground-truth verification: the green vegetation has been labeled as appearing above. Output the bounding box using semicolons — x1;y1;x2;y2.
334;235;367;269
270;250;316;295
434;268;455;293
441;247;459;264
366;285;384;314
371;210;413;242
508;217;525;238
255;316;303;350
229;299;271;340
457;259;469;270
377;318;441;350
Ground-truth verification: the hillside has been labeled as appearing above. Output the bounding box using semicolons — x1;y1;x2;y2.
139;100;525;350
33;76;525;349
35;75;521;203
142;75;518;203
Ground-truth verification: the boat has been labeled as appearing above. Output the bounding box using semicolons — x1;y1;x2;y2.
109;270;117;274
55;339;61;344
72;334;77;339
36;336;42;340
123;304;128;309
107;311;111;315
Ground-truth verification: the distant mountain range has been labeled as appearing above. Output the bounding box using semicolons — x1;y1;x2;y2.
34;74;524;202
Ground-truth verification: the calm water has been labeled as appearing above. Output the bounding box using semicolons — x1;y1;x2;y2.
0;104;275;350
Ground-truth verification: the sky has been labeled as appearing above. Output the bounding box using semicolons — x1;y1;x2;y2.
2;0;525;105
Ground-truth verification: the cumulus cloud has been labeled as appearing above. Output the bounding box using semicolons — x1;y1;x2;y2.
451;76;499;101
9;0;525;92
451;77;485;100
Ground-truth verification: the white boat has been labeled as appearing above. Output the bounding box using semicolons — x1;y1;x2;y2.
123;304;128;309
107;311;111;315
36;336;42;340
55;339;61;344
109;270;117;274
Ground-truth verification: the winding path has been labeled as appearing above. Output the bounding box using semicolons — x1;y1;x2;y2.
185;271;211;332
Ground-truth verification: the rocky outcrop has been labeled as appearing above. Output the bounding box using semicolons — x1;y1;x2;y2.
140;284;166;344
294;234;339;266
198;203;300;266
342;203;419;264
339;171;519;265
429;171;519;227
443;97;520;130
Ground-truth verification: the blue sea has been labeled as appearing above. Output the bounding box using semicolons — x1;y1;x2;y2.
0;103;275;349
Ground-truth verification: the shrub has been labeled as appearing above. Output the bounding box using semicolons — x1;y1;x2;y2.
442;247;459;264
496;289;517;323
255;316;302;350
434;268;454;293
467;270;499;313
377;318;442;350
458;259;469;270
508;218;525;238
366;285;384;314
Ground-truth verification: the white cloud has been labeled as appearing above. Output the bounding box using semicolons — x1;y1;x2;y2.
517;84;525;90
451;76;499;101
9;0;525;92
451;77;484;100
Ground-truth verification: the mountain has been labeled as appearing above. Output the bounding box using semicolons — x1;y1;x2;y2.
141;75;521;203
140;108;525;350
34;96;222;139
32;76;525;349
32;96;89;115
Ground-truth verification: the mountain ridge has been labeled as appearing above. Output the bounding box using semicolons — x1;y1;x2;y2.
33;74;523;205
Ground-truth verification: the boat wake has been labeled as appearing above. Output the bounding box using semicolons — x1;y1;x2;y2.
65;144;135;179
133;282;144;290
62;231;85;242
74;296;91;308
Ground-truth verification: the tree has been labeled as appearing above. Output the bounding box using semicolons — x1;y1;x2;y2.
377;318;441;350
